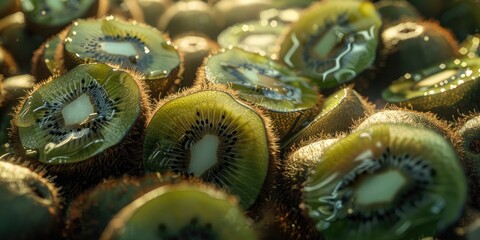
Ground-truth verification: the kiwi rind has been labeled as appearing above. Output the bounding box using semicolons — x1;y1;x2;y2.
303;123;467;240
282;85;375;149
0;158;62;240
276;0;382;89
456;113;480;210
64;173;188;240
143;83;278;213
100;182;258;240
374;0;422;26
62;16;183;99
0;46;19;77
382;57;480;120
31;34;63;82
199;47;322;141
10;63;151;201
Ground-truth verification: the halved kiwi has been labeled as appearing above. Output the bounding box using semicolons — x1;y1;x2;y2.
456;113;480;210
100;182;258;240
214;0;272;28
143;84;277;211
158;0;225;39
282;86;374;149
0;159;61;240
10;63;150;199
458;34;480;59
376;20;459;88
31;34;63;82
21;0;108;37
0;0;18;19
374;0;422;26
200;47;321;140
303;124;467;240
62;16;182;99
276;0;382;89
172;33;219;89
382;57;480;120
217;20;286;59
65;173;187;240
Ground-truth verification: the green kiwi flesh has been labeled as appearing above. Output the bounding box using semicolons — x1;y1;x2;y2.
143;86;276;210
0;160;61;239
65;173;186;240
100;183;258;240
459;34;480;59
13;63;144;164
201;47;320;140
283;86;374;148
217;20;285;59
382;58;480;120
63;17;182;99
277;0;382;89
304;124;467;240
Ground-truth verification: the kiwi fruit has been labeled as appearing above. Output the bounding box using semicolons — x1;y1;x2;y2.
303;124;467;240
0;159;62;240
374;0;422;26
276;0;382;89
282;86;375;149
382;57;480;120
20;0;108;37
62;16;182;99
137;0;171;28
438;0;480;42
100;182;258;240
0;12;46;72
10;63;151;199
458;34;480;59
0;45;19;77
143;84;277;211
376;20;459;89
0;0;19;19
172;33;219;89
0;74;36;154
200;47;321;141
158;0;225;39
217;20;286;59
64;173;188;240
31;34;63;82
214;0;272;28
456;113;480;210
259;8;302;25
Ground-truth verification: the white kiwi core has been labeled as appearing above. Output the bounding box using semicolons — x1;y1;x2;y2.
100;42;138;56
355;170;407;206
189;134;219;176
62;94;95;126
415;69;457;89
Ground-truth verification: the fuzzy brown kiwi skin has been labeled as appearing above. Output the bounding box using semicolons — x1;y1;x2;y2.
147;83;279;218
0;46;19;77
0;155;63;240
64;173;190;240
9;67;152;203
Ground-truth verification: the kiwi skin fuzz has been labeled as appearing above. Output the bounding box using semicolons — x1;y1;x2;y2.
144;83;279;218
9;64;152;202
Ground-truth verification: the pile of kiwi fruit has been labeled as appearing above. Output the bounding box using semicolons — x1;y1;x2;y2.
1;0;480;239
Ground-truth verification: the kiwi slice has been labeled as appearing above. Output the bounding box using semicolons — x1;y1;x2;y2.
100;183;258;240
303;124;467;240
283;86;374;149
63;16;182;99
65;173;187;240
21;0;107;37
459;34;480;59
0;159;61;239
382;58;480;120
276;0;382;89
457;113;480;210
143;85;277;211
217;20;285;59
377;20;459;87
200;47;320;140
158;0;225;39
214;0;272;28
31;34;63;81
137;0;171;28
172;33;219;89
